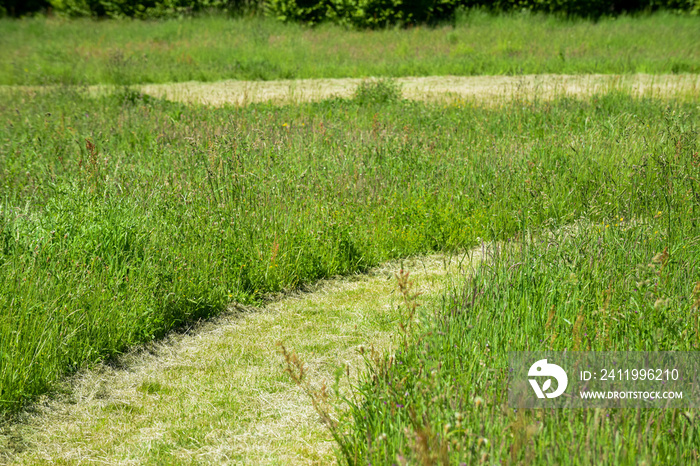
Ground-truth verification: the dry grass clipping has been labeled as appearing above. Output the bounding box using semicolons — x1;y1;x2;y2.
1;250;483;465
136;74;700;107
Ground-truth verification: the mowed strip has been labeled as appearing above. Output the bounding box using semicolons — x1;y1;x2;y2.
2;252;479;465
137;73;700;106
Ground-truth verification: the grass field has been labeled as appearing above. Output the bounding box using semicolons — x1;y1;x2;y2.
276;92;699;464
1;9;700;465
2;82;698;455
0;11;699;85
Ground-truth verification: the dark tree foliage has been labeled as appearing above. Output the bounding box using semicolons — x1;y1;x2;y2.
0;0;697;26
0;0;255;17
267;0;698;27
0;0;50;16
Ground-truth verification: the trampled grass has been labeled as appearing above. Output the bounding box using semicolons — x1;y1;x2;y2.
0;80;698;464
0;11;699;85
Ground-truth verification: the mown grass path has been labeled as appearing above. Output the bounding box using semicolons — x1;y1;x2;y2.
1;252;479;465
3;73;697;107
137;74;700;106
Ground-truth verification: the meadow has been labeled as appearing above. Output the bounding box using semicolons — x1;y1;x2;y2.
0;11;699;85
0;9;699;464
268;89;700;463
2;81;699;461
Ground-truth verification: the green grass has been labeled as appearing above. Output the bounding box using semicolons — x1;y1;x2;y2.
2;255;458;464
337;222;700;464
1;83;480;412
330;105;700;462
0;11;699;85
1;82;699;466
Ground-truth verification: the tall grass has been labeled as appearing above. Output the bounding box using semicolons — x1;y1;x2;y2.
0;85;698;417
336;223;700;463
328;103;700;463
0;11;698;85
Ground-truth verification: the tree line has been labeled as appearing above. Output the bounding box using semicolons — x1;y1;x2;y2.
1;0;698;29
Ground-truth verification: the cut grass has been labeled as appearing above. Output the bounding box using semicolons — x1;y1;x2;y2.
135;74;700;107
5;73;700;108
0;11;699;86
0;252;475;465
